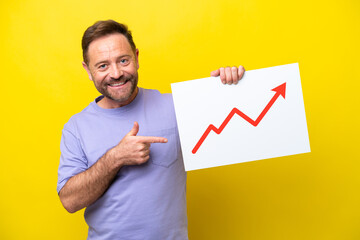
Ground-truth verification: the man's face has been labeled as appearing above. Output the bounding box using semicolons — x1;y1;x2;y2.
83;33;139;108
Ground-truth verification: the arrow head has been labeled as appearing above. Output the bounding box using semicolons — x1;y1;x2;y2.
271;82;286;99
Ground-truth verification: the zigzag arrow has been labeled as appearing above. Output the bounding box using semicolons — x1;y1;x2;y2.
192;82;286;154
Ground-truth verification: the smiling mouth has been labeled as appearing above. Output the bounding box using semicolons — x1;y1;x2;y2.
108;80;128;87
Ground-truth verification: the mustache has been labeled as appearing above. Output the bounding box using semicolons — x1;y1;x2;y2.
108;75;132;84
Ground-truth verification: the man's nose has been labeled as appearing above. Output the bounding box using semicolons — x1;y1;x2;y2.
109;65;123;79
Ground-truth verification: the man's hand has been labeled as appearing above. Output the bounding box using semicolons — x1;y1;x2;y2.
59;121;167;213
211;65;245;85
109;122;168;167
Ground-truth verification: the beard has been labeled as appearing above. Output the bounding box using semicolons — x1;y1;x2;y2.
93;72;138;104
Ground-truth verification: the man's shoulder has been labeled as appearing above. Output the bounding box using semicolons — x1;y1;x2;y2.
141;88;176;125
142;88;171;96
62;101;97;133
142;88;173;105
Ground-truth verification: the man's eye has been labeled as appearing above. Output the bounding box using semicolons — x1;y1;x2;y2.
99;64;107;69
120;59;128;64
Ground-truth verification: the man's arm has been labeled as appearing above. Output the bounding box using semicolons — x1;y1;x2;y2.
59;122;167;213
59;150;119;213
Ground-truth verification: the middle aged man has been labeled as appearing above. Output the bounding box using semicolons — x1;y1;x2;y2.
57;20;245;240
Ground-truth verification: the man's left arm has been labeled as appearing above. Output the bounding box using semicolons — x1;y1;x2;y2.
211;65;245;84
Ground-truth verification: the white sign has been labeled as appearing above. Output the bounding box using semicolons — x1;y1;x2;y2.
171;63;310;171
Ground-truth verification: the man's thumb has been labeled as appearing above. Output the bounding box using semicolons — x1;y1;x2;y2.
210;69;220;77
128;121;139;136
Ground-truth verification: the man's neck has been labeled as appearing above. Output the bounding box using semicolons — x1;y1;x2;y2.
97;87;139;109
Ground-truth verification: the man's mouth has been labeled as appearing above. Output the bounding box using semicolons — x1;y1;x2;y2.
108;80;128;87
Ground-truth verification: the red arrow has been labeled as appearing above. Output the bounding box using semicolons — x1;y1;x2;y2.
192;82;286;154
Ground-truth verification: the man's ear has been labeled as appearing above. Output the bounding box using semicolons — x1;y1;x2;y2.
82;62;93;81
135;49;139;70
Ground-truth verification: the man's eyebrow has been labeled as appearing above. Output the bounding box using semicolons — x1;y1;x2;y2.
94;54;132;67
94;60;109;67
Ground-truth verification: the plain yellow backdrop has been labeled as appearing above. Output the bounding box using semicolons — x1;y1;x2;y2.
1;0;359;239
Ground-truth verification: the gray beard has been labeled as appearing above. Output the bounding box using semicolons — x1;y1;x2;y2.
95;73;138;103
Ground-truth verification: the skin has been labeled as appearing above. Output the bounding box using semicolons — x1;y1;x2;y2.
59;33;245;213
211;65;245;85
82;34;140;109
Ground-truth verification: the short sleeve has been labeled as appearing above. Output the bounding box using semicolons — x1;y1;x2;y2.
57;127;88;194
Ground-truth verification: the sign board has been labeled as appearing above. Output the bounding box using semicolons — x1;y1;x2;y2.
171;63;310;171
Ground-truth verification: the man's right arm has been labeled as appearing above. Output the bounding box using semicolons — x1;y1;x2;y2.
59;149;121;213
58;121;167;213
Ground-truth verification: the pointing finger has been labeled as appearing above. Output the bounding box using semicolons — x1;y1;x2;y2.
137;136;168;143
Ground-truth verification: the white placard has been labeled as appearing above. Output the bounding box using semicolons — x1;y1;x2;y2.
171;63;310;171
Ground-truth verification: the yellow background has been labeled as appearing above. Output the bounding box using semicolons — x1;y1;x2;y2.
1;0;359;239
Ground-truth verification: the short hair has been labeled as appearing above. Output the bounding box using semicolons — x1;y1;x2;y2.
82;20;136;65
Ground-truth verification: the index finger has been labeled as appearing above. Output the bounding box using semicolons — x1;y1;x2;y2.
137;136;168;143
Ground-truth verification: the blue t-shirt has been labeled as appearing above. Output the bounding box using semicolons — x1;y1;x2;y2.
57;88;188;240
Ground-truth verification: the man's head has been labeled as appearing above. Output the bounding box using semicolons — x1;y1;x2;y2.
82;20;136;65
82;20;139;109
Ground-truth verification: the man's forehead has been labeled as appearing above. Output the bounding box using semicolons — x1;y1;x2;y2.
88;33;132;58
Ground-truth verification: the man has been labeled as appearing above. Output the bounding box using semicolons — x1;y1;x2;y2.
57;20;245;239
